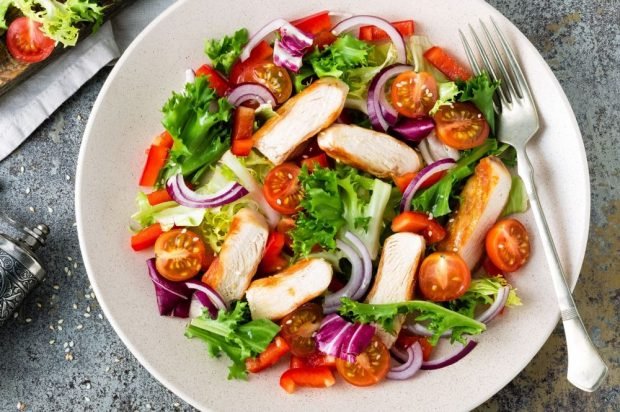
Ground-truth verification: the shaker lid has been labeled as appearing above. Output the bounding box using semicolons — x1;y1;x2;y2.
0;211;49;251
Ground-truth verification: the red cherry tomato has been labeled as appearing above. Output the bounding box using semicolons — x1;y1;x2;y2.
485;218;531;272
6;17;55;63
263;163;303;214
390;71;438;118
154;229;209;282
335;336;390;387
433;102;490;150
280;303;323;357
418;252;471;302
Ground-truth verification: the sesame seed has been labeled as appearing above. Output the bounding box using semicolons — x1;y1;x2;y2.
57;325;63;331
287;173;293;179
17;401;26;411
47;207;53;213
67;256;73;261
76;324;83;330
57;319;64;324
65;175;71;181
13;312;18;319
73;262;78;269
498;244;504;249
63;342;68;348
69;341;74;348
276;198;282;205
36;303;42;308
452;247;458;252
73;304;78;310
86;306;91;313
25;187;30;194
20;166;25;173
84;313;91;318
29;207;35;213
83;396;89;402
105;367;110;372
53;285;60;290
65;353;74;361
97;314;103;320
49;340;55;345
64;348;70;353
25;318;32;323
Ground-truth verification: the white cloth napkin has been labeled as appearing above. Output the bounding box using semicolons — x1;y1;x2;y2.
0;0;175;161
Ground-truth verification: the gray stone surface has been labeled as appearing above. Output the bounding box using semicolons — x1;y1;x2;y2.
0;0;618;410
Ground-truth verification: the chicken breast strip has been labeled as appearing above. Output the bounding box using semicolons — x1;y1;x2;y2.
202;208;269;303
245;258;333;320
366;233;426;347
438;156;512;269
253;77;349;165
317;124;423;178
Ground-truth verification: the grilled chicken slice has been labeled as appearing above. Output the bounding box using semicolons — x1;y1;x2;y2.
438;156;512;269
203;208;269;303
317;124;423;178
246;258;333;320
366;233;426;347
253;78;348;165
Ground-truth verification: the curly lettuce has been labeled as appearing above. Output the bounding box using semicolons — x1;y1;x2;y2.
204;28;249;75
448;277;522;319
3;0;105;46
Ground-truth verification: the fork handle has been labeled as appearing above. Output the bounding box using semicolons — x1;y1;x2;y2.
516;148;608;392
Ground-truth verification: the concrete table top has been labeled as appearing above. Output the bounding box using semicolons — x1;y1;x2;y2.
0;0;617;410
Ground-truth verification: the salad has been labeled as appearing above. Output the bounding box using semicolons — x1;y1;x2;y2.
129;11;531;393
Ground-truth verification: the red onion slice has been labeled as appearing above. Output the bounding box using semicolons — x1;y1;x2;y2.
323;239;364;313
419;130;461;164
166;174;249;209
146;259;191;318
379;90;399;126
421;340;478;370
475;286;510;323
185;280;228;312
331;15;406;64
315;314;355;357
367;64;413;132
227;83;276;107
387;342;423;380
239;18;288;61
400;158;457;213
345;231;373;301
390;117;435;143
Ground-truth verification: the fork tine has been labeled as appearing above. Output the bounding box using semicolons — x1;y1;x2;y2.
467;24;509;105
478;20;520;101
490;17;532;100
459;29;481;75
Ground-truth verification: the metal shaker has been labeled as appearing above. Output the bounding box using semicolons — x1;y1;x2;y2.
0;210;49;326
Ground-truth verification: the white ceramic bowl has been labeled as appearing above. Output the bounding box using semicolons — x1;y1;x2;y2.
76;0;589;410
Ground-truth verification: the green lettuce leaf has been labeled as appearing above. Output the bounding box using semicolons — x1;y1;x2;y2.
160;75;234;184
346;42;397;100
457;71;500;133
204;28;249;75
501;175;529;216
448;277;522;319
186;301;279;380
291;165;392;258
130;192;176;229
153;205;206;231
308;34;373;78
339;297;486;345
429;81;460;115
0;0;11;30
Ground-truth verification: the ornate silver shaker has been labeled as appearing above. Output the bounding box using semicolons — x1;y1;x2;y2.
0;210;49;326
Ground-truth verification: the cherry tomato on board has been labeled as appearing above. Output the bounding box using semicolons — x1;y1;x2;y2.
433;102;489;150
418;252;471;302
6;17;55;63
391;211;447;244
263;163;303;214
280;303;324;357
485;218;531;272
236;61;293;104
335;335;391;387
390;71;438;118
154;229;210;282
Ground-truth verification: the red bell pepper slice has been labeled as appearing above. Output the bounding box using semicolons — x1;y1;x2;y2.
290;353;336;369
300;153;329;172
195;64;230;96
231;139;254;157
259;232;287;274
291;11;332;35
152;130;174;149
359;20;415;41
423;46;472;81
131;223;163;251
139;144;170;187
231;105;256;157
279;366;336;393
146;189;172;206
246;336;290;373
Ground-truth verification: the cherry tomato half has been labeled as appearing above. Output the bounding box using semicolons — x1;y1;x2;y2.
237;62;292;104
390;71;438;118
335;335;390;387
418;252;471;302
280;303;323;357
6;17;55;63
154;229;210;282
263;163;303;214
433;102;490;150
485;218;531;272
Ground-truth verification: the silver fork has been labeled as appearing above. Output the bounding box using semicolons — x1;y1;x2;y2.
460;18;608;392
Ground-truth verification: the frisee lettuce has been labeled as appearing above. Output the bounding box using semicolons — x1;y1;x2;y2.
2;0;105;46
160;75;234;184
339;297;486;345
457;72;500;134
204;28;249;75
308;34;373;79
448;277;522;319
291;164;391;259
186;301;279;380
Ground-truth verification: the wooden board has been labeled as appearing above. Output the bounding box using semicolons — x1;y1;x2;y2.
0;0;132;97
